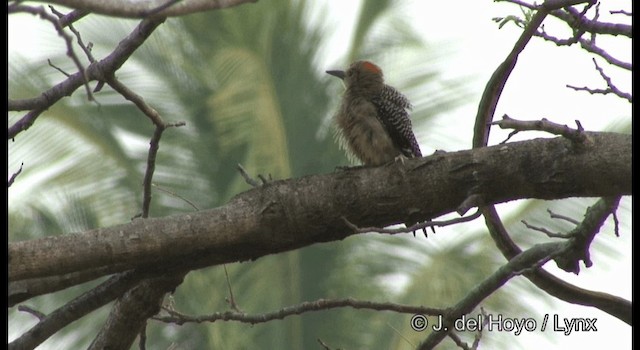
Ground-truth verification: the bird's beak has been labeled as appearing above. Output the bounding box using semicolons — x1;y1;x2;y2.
326;70;345;80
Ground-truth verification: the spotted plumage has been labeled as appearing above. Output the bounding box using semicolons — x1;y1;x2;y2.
327;60;421;166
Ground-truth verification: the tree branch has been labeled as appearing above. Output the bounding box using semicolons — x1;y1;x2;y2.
8;17;165;138
86;273;185;350
418;241;569;349
481;205;630;325
154;298;444;325
9;133;631;283
19;0;258;19
9;270;148;350
472;0;631;329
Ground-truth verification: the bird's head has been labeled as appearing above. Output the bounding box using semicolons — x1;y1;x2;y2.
327;60;384;96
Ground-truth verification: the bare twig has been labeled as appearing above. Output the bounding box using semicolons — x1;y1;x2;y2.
8;163;24;187
611;209;620;237
8;17;165;137
497;0;631;37
9;270;146;350
152;184;200;211
87;273;185;350
609;9;631;16
9;4;93;102
49;6;96;63
17;305;46;321
154;298;445;325
473;0;566;147
471;308;490;350
106;77;185;218
342;209;482;235
491;115;587;143
236;163;260;187
481;205;630;324
521;220;569;238
58;9;90;27
19;0;258;19
317;338;332;350
47;59;71;77
475;0;630;331
547;208;580;225
566;58;631;102
457;194;484;216
447;332;470;350
138;322;147;350
552;197;622;274
418;241;567;349
223;265;241;312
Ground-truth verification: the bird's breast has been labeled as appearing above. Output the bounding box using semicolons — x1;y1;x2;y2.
335;97;400;166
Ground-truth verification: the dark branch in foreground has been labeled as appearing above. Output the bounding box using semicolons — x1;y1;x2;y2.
418;241;568;349
9;271;146;350
471;0;630;331
18;0;258;19
8;17;165;138
155;298;444;325
9;133;630;283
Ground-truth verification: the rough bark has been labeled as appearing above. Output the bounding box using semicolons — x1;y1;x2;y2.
9;132;631;282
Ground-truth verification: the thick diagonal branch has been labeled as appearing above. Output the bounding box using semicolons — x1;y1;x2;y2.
9;133;630;283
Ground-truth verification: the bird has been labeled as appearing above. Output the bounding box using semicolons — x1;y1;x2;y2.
326;60;422;166
327;60;428;236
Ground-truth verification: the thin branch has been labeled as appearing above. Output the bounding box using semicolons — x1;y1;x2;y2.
342;209;482;235
316;338;332;350
612;209;620;237
609;9;631;16
9;266;118;306
471;308;490;350
9;270;147;350
105;77;185;218
8;163;24;187
547;208;580;225
138;321;147;350
49;6;96;63
577;38;631;70
8;17;165;137
566;58;631;102
505;13;632;71
19;0;259;19
552;196;621;274
223;265;241;312
491;115;586;143
57;9;90;27
152;184;200;211
481;205;630;324
237;163;260;187
521;220;568;238
9;4;93;101
155;298;445;325
141;126;163;218
497;0;631;37
473;0;564;147
87;273;186;350
418;241;568;349
47;59;71;77
17;305;46;321
106;77;166;126
475;2;630;328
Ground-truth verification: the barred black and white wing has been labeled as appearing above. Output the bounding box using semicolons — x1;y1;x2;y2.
371;85;422;158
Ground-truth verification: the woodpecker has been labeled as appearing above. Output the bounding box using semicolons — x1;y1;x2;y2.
327;60;422;166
